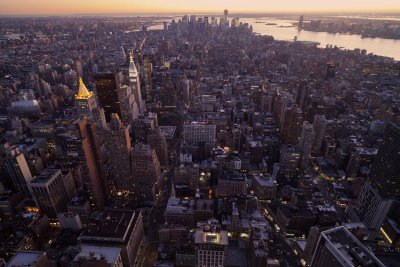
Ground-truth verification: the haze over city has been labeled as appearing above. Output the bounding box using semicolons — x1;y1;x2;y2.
1;0;400;15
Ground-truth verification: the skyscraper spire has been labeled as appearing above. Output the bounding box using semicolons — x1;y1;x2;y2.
76;77;94;100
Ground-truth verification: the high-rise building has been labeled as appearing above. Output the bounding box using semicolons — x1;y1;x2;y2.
29;168;73;218
4;147;33;194
132;112;158;143
94;73;121;122
280;145;301;178
143;55;153;101
79;209;144;267
195;223;228;267
348;182;394;230
294;81;310;110
183;120;216;153
76;118;107;209
103;114;133;195
75;77;106;126
310;226;385;267
147;127;169;168
129;53;145;114
281;104;303;145
131;144;161;201
298;121;315;167
298;15;304;29
369;123;400;197
312;115;327;154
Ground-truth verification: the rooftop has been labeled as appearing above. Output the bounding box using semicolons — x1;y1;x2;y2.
80;209;140;244
6;251;44;267
319;226;385;267
73;245;121;265
31;168;61;184
194;224;228;246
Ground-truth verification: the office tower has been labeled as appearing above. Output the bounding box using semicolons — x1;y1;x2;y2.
326;62;336;80
380;200;400;247
312;115;327;154
132;112;158;142
95;71;140;124
94;73;121;122
131;144;161;201
5;146;33;194
294;81;310;110
224;9;229;26
298;16;304;29
121;45;126;63
75;77;95;118
281;104;303;144
181;78;190;104
298;121;315;167
29;169;73;218
143;55;153;100
79;209;144;267
280;145;301;178
147;127;169;168
349;182;394;230
195;223;228;267
74;59;83;77
183;120;216;152
103;114;133;195
129;53;145;114
75;77;106;127
310;226;385;267
76;118;107;209
369;123;400;197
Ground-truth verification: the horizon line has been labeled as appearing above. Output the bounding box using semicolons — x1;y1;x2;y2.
2;9;400;17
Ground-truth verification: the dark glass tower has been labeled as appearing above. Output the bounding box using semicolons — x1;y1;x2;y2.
369;123;400;198
94;73;121;122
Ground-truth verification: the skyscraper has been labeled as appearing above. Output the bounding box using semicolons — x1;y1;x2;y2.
310;226;385;267
129;53;145;114
94;73;121;122
183;120;216;153
29;168;74;218
131;144;161;201
369;123;400;197
75;77;106;126
103;114;133;195
298;121;315;167
147;127;169;168
143;55;153;101
76;118;106;209
312;115;328;155
4;146;33;194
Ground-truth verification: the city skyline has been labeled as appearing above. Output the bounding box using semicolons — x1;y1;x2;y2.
1;0;400;15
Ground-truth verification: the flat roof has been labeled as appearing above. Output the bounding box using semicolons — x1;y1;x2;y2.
6;251;43;267
31;169;61;184
194;226;228;246
74;245;121;264
80;209;139;244
320;226;385;267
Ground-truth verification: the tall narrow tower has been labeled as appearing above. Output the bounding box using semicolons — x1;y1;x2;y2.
129;53;145;114
75;77;106;127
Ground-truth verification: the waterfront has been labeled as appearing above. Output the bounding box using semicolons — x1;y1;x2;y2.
240;18;400;60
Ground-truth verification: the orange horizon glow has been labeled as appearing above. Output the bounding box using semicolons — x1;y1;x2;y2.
0;0;400;15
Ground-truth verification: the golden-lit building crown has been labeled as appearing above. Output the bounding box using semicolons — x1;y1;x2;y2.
75;77;94;100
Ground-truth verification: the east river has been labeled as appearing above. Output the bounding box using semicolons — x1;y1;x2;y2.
240;18;400;61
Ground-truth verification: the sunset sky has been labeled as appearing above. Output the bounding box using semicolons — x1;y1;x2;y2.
1;0;400;15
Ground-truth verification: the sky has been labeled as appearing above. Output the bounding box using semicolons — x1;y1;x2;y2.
1;0;400;15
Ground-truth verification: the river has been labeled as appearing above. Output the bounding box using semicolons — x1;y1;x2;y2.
240;18;400;60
